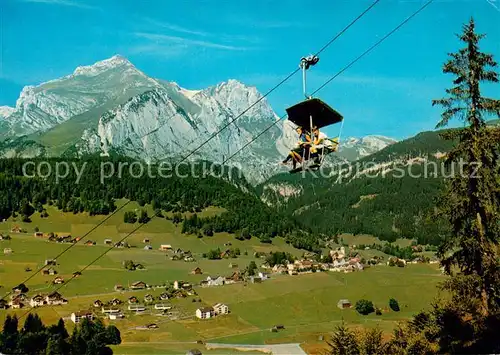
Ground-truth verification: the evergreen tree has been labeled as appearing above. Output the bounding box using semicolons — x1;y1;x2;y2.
432;17;500;316
326;323;360;355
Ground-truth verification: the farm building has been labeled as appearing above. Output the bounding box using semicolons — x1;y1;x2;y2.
108;313;124;320
337;299;351;309
196;307;215;319
53;277;64;284
160;244;172;251
143;238;150;243
130;281;146;289
93;300;103;308
71;311;94;324
3;248;12;255
213;303;229;315
128;304;146;312
46;292;67;305
34;232;44;238
186;349;202;355
191;267;202;275
144;245;152;250
30;295;45;308
144;294;154;303
114;284;124;292
154;304;172;310
104;239;112;245
228;263;238;268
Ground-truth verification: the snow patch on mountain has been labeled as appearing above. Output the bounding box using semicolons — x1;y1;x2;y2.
0;106;14;119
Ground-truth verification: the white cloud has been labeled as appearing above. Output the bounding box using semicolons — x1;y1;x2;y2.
143;18;209;37
134;32;251;51
21;0;97;9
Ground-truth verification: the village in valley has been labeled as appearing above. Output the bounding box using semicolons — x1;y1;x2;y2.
0;225;439;332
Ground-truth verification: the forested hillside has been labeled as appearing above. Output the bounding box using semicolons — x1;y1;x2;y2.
258;122;499;245
0;155;319;250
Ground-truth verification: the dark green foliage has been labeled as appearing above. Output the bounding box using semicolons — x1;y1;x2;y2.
0;314;119;355
247;261;258;276
265;251;295;267
137;209;149;224
355;299;375;315
0;157;312;248
205;248;221;260
123;211;137;224
325;323;360;355
431;18;500;316
389;298;400;312
123;260;143;271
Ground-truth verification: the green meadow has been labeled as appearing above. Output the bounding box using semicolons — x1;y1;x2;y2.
0;201;446;354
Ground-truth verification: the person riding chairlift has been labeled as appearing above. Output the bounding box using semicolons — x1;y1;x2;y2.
281;126;311;169
310;126;339;164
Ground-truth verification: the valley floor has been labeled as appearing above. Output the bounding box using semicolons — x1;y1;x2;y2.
0;201;446;354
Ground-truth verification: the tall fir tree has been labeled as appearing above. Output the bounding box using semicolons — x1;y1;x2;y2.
432;17;500;316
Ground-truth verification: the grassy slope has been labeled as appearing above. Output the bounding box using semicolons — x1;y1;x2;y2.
0;201;445;354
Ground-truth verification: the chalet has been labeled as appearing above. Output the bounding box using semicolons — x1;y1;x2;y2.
53;277;64;284
225;271;243;284
206;276;225;287
46;292;67;305
108;313;124;320
85;240;95;246
101;307;120;314
0;299;8;309
200;280;209;287
213;303;229;315
30;295;45;308
272;264;287;274
42;268;57;275
195;307;214;319
154;304;172;310
144;294;154;303
109;298;122;306
114;284;124;292
257;272;269;280
191;267;202;275
130;281;147;290
144;245;153;250
337;299;351;309
73;271;82;277
128;304;146;312
159;293;169;300
174;280;185;290
10;226;22;233
3;248;12;255
111;312;126;321
93;300;103;308
104;239;112;245
160;244;172;251
128;296;139;304
143;238;150;243
10;298;24;309
71;311;94;324
187;349;203;355
45;259;56;266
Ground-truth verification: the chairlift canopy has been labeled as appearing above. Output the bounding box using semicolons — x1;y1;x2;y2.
286;98;343;130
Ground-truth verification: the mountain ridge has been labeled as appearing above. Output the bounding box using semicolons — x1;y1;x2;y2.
0;55;396;184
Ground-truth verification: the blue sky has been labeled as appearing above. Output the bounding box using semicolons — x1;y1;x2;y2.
1;0;499;139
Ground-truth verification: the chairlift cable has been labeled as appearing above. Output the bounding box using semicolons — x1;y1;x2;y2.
1;1;381;301
223;0;434;166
